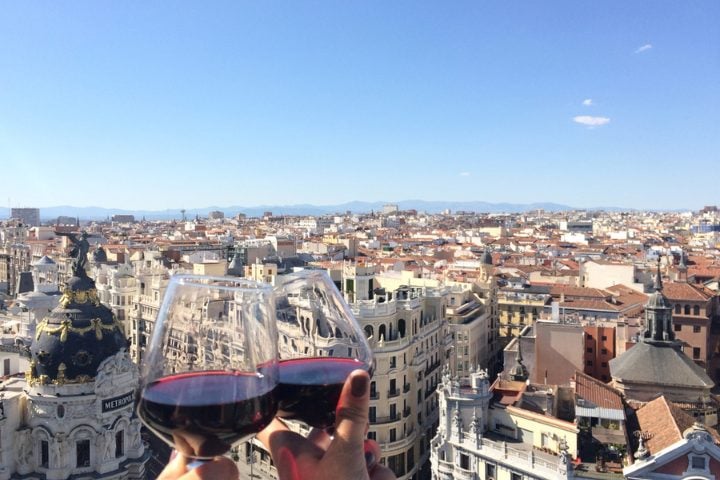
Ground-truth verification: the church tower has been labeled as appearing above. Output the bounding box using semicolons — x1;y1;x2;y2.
642;260;675;343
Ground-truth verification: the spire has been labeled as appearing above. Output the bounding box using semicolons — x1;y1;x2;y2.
653;257;663;292
515;334;524;364
509;335;529;382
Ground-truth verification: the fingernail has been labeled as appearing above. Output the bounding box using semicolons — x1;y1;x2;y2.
351;374;369;398
170;450;178;461
365;451;376;469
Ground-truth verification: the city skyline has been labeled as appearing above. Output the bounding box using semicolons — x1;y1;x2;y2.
1;1;718;211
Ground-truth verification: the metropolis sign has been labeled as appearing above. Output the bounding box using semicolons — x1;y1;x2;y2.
102;391;135;413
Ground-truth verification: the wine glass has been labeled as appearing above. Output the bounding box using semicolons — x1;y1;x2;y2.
273;269;374;430
137;274;278;460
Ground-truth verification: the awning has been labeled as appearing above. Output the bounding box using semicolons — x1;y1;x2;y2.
592;426;627;446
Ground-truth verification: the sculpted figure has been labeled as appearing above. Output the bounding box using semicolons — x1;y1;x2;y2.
129;420;142;449
51;439;63;468
103;429;115;460
16;429;33;467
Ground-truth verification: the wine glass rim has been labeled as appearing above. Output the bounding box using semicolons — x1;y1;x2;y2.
170;273;273;292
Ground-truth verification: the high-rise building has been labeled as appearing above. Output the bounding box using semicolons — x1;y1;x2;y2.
10;207;41;226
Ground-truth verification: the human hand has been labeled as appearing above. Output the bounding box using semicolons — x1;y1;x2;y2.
257;369;396;480
157;452;238;480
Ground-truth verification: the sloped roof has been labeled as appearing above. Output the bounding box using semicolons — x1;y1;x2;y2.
662;282;713;302
575;371;623;410
635;395;720;454
609;341;713;388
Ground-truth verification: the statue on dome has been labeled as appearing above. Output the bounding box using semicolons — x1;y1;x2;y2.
57;230;94;276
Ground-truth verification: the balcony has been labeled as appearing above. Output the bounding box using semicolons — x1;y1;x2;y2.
425;360;441;375
388;388;400;398
403;407;412;418
374;413;401;424
370;390;379;400
403;383;411;393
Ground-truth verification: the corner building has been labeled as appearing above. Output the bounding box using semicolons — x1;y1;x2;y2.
0;256;148;479
341;262;503;479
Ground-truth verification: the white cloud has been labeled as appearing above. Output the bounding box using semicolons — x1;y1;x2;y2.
460;172;471;177
582;98;593;106
573;115;610;127
635;44;652;54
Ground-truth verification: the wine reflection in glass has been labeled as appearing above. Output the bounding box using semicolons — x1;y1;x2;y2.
274;269;374;430
137;274;278;460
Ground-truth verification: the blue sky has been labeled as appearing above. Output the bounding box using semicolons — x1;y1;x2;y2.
1;1;718;211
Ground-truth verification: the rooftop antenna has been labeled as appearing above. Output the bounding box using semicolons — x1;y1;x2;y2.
181;209;186;222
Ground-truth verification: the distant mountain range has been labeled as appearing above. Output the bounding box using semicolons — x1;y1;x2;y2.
0;201;636;221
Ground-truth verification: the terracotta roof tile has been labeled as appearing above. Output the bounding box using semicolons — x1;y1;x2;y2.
575;371;624;410
663;282;713;302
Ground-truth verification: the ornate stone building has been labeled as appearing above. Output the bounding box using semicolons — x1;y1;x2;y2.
0;244;148;479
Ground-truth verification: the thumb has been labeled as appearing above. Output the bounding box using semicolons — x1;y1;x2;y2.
333;369;370;447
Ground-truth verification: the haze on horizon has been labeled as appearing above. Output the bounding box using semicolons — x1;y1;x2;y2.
1;2;718;212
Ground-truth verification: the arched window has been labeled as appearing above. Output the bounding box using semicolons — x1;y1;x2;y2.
684;305;691;315
693;305;701;316
379;324;386;341
675;304;681;314
364;325;374;339
398;319;406;338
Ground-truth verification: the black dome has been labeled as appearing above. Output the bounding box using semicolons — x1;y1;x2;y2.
29;271;127;385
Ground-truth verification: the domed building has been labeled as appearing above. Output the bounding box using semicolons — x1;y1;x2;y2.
609;261;714;405
0;239;148;479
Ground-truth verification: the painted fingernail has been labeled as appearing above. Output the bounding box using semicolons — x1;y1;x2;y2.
365;451;376;469
351;374;369;398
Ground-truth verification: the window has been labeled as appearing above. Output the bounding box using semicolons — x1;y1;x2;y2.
387;453;405;476
369;406;376;423
76;439;91;467
675;304;681;314
367;431;376;440
693;305;701;316
390;356;396;368
691;455;707;470
601;335;607;341
601;348;608;355
486;464;496;477
586;360;593;366
3;359;9;375
407;447;415;470
459;453;470;470
685;305;691;315
586;347;593;353
511;473;522;480
674;324;682;332
41;440;49;468
601;362;608;367
693;347;701;359
389;428;396;442
115;430;124;457
693;325;701;333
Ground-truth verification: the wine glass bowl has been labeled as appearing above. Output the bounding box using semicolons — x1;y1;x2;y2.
137;275;278;460
274;269;374;429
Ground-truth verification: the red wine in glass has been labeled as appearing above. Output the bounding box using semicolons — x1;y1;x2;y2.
138;371;277;459
276;357;371;429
